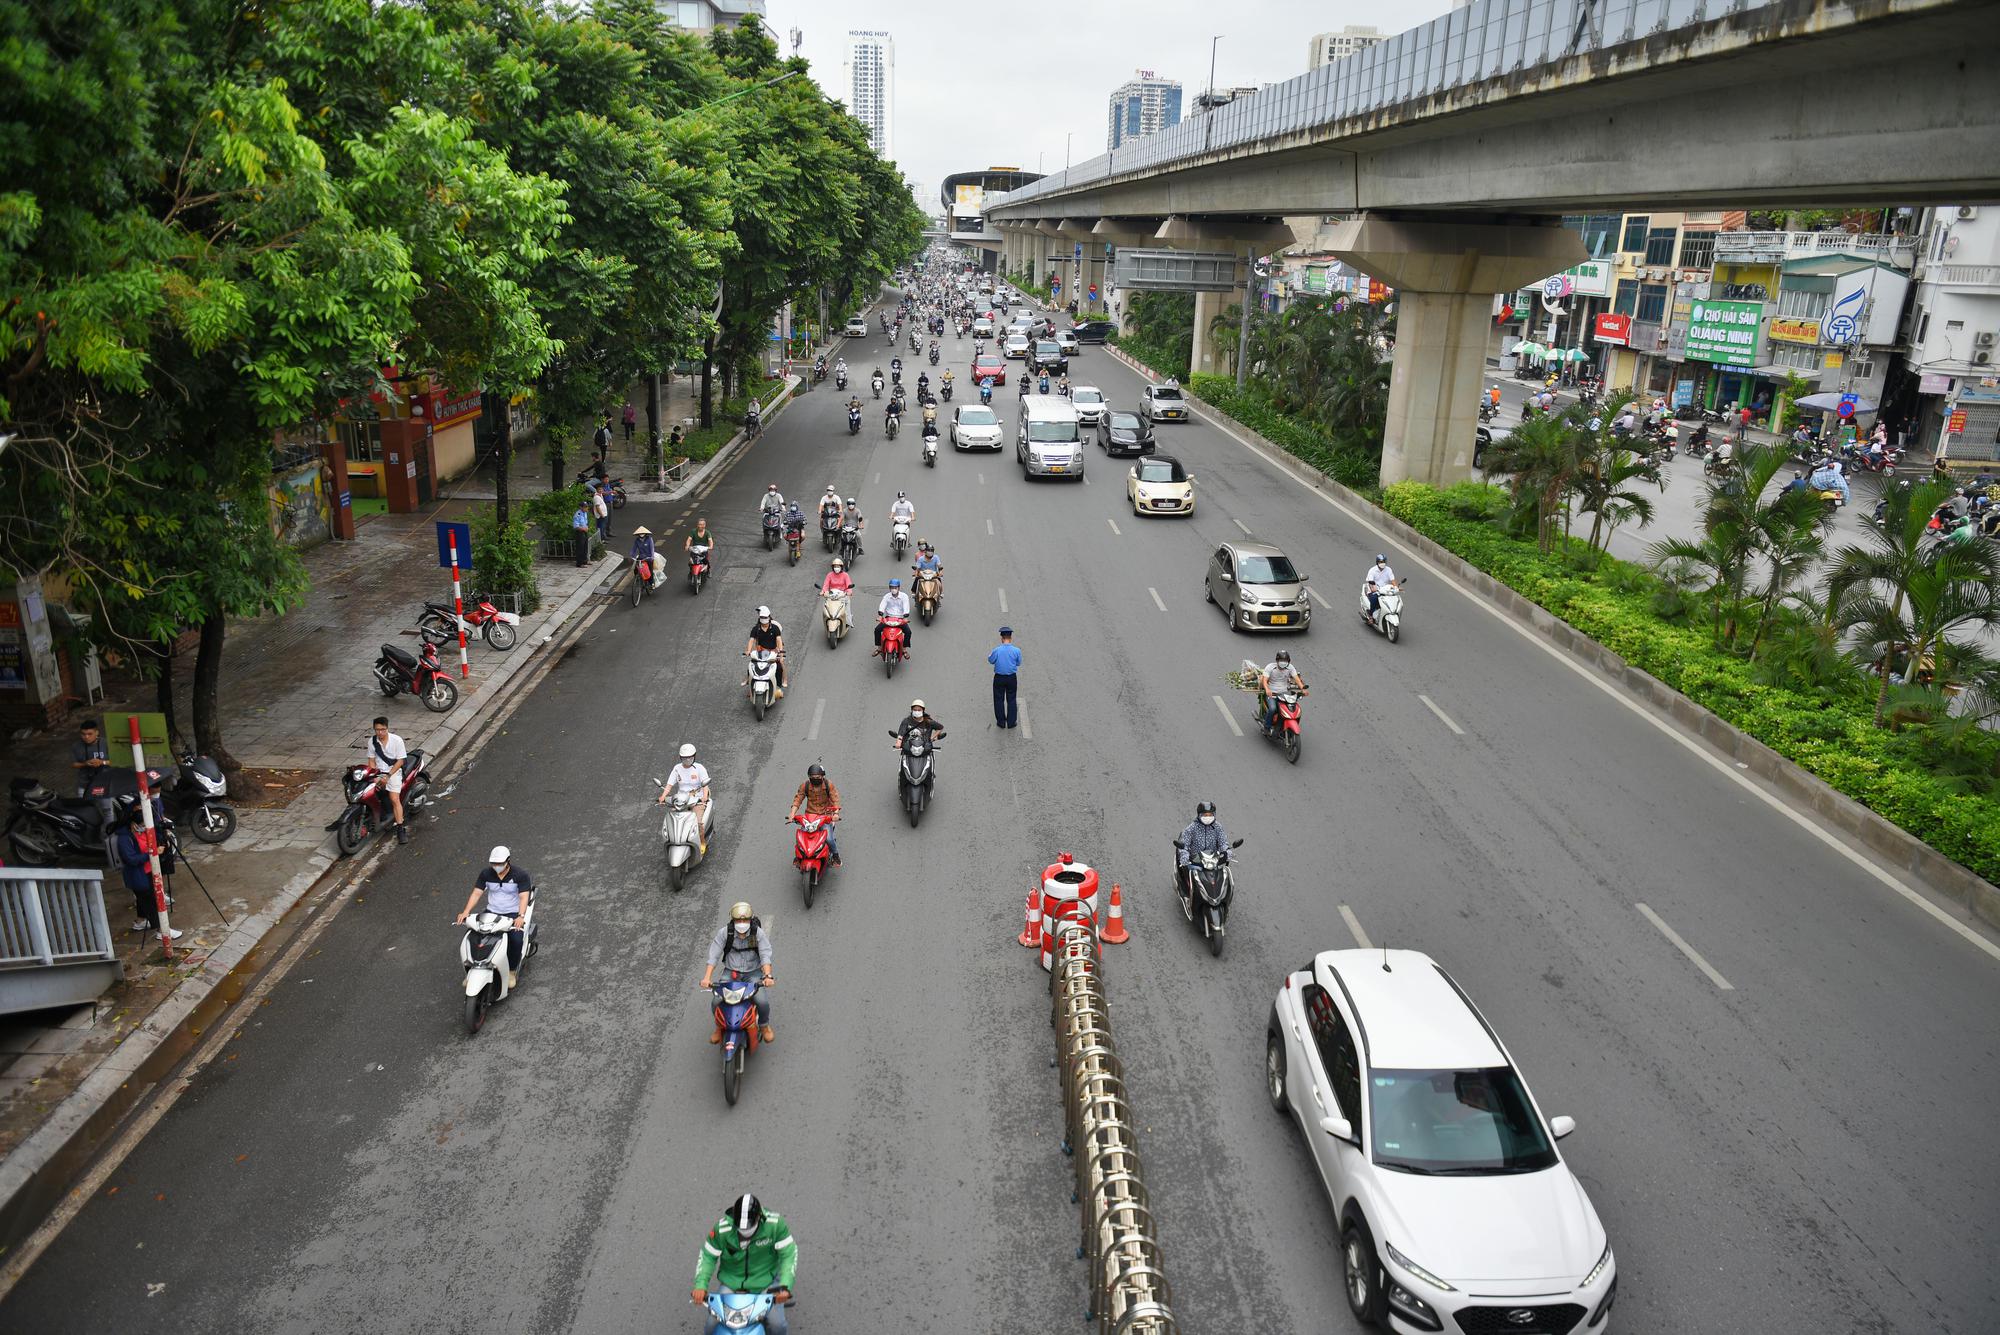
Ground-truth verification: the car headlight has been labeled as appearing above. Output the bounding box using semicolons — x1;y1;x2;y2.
1581;1240;1613;1289
1384;1240;1456;1293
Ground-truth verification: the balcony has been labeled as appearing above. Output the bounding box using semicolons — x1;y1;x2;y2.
1917;263;2000;290
1714;231;1915;268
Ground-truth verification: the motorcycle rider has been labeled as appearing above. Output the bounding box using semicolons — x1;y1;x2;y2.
870;367;885;397
892;699;945;763
846;395;864;428
911;540;942;579
818;486;843;536
701;902;775;1044
940;367;954;395
783;500;806;545
889;491;915;530
691;1194;796;1333
834;355;848;382
890;355;903;383
1362;553;1400;621
876;577;913;650
656;742;711;857
1258;649;1309;736
843;497;866;555
759;483;786;523
820;557;854;598
746;606;786;696
367;715;410;844
1809;455;1850;504
787;764;842;869
684;516;715;561
454;845;536;973
743;400;762;437
1176;801;1232;895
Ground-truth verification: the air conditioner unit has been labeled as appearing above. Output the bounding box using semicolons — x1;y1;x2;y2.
1976;331;1998;348
1957;206;1980;220
1977;350;1995;366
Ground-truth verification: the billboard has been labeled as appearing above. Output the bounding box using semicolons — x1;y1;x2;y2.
954;184;986;212
1684;299;1764;368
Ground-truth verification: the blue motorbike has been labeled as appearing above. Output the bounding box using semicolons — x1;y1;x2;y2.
709;972;767;1107
703;1290;792;1334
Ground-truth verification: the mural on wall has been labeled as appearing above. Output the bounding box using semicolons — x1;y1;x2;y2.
269;460;332;547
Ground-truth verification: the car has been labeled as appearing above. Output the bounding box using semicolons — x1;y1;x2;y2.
843;316;869;338
951;403;1004;451
1071;319;1116;344
1127;454;1192;516
1267;950;1615;1335
1204;541;1311;631
1003;334;1031;360
1097;410;1154;457
1054;330;1080;356
1031;340;1068;374
1141;380;1189;424
973;297;995;315
971;353;1007;385
1070;386;1107;427
1017;398;1084;479
972;318;995;340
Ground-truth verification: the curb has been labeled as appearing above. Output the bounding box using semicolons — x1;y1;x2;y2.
1104;346;2000;935
663;374;804;502
0;560;616;1265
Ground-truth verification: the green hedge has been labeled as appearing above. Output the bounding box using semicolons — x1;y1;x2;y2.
1188;374;1381;489
1381;481;2000;884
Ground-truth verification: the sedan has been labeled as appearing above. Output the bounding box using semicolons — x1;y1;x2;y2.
1268;950;1615;1334
1003;333;1031;360
1127;454;1193;516
842;317;869;337
1205;541;1311;631
1070;385;1107;427
971;353;1007;385
1097;410;1153;456
972;318;994;340
1054;330;1080;356
950;403;1004;451
1071;319;1115;344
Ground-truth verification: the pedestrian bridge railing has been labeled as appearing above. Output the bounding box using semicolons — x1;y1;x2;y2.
0;868;122;1016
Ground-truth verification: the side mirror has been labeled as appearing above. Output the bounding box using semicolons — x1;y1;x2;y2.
1219;571;1234;583
1298;574;1310;582
1549;1115;1576;1140
1188;476;1197;484
1170;837;1184;848
1230;838;1245;848
1318;1115;1354;1141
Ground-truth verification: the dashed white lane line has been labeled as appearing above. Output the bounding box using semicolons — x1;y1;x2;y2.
1212;695;1244;737
978;472;986;485
1148;587;1167;612
998;588;1009;615
986;518;994;536
808;698;826;742
1635;903;1736;991
1020;710;1033;741
1306;587;1331;609
1340;906;1372;949
873;472;880;485
1232;517;1252;536
1418;694;1466;736
1107;517;1121;536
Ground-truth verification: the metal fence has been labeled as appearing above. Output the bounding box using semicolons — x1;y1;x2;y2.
1049;918;1176;1334
0;868;121;1016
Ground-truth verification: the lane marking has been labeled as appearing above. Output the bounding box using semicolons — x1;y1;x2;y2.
1306;587;1331;609
1148;587;1167;612
1232;517;1252;536
1340;906;1372;949
1107;517;1121;536
1020;710;1033;741
998;588;1009;614
873;471;880;485
986;518;994;536
1186;384;2000;966
1212;695;1244;737
1418;694;1466;736
1083;474;1092;486
978;472;986;485
1635;903;1736;991
808;697;826;742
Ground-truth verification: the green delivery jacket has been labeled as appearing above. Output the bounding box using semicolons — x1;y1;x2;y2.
694;1211;797;1292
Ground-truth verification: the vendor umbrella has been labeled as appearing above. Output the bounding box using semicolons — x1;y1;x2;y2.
1795;391;1878;414
1514;342;1546;359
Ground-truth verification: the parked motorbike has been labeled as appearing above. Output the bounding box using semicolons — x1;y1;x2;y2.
457;905;535;1035
762;509;782;551
875;615;909;678
328;751;446;857
574;471;628;509
821;588;852;648
657;783;714;892
790;812;837;908
374;629;460;713
1171;834;1244;957
889;726;939;828
913;570;942;625
785;517;805;565
1359;580;1407;646
709;972;767;1106
152;755;235;844
416;596;520;651
4;778;124;865
922;429;939;467
688;541;712;595
891;519;911;559
745;649;782;722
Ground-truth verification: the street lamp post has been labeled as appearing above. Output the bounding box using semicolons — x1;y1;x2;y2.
1205;35;1223;150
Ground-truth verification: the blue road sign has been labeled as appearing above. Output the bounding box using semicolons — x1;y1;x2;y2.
436;520;472;569
1074;242;1083;259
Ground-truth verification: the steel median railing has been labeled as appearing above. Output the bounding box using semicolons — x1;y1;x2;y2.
1049;918;1177;1334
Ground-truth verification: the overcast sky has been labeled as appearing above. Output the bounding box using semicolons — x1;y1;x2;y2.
766;0;1456;211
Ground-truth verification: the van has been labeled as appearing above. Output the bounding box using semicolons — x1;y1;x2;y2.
1017;398;1084;479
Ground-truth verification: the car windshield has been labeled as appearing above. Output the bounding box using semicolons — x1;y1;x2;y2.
1150;387;1183;402
1027;421;1080;443
958;407;997;425
1235;554;1299;584
1036;342;1059;356
1137;459;1185;483
1107;413;1143;432
1074;389;1102;403
1369;1067;1559;1175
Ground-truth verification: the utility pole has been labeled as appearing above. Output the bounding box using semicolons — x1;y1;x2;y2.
1205;35;1223;151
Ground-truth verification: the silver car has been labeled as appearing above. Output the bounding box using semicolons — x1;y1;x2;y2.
1003;333;1031;359
1205;541;1311;632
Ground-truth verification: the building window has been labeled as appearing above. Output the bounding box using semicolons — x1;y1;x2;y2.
1678;230;1716;269
1777;287;1826;320
1613;280;1636;317
1636;284;1667;323
338;419;382;463
1915;310;1930;345
1644;227;1678;267
1621;215;1650;253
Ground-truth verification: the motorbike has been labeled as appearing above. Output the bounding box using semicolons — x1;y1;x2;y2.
745;649;782;722
791;812;837;908
762;508;782;551
820;510;842;551
457;905;535;1035
889;726;939;828
742;411;762;440
876;615;909;678
4;778;127;865
891;518;911;559
656;783;715;892
940;380;953;402
1477;399;1497;423
978;382;993;406
1359;580;1407;646
785;517;805;565
812;359;826;383
913;569;942;625
709;972;767;1106
885;413;900;440
374;629;460;713
834;369;848;391
871;375;884;399
847;407;863;435
1251;685;1306;764
1171;835;1245;957
891;368;902;386
688;541;712;595
328;751;447;856
928;346;940;366
923;429;939;467
574;472;629;509
1703;452;1736;479
820;588;852;647
1037;373;1050;394
839;523;862;567
416;595;521;651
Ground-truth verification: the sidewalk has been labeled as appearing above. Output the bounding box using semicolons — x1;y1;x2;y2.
0;506;616;1236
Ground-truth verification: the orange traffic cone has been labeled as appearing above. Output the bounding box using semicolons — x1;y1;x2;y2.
1018;890;1043;947
1100;883;1130;944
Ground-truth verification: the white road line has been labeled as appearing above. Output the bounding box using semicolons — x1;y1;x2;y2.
1148;587;1167;612
978;472;986;485
1083;474;1091;485
1232;517;1252;536
1107;517;1121;535
1212;694;1244;737
986;518;994;536
873;472;880;485
1635;903;1736;991
1340;906;1372;949
1191;396;2000;966
1306;586;1331;609
1020;711;1033;741
998;588;1008;614
808;697;826;742
1418;694;1466;736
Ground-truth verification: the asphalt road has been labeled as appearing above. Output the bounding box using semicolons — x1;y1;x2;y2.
5;292;1998;1335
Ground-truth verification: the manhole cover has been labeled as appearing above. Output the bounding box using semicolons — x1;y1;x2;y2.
719;567;761;583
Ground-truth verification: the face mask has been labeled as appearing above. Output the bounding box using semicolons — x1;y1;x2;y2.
734;922;751;936
911;711;923;719
1199;815;1215;826
490;864;506;877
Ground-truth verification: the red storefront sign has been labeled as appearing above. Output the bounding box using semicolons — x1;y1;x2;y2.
1947;410;1968;435
1593;313;1632;345
417;386;483;427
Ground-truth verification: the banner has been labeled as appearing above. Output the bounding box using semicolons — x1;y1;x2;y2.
1684;299;1764;368
953;184;986;211
1593;313;1632;345
1767;317;1821;345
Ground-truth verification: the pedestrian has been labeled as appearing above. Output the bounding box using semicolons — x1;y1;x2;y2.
590;478;612;545
622;400;637;443
115;807;180;940
571;493;592;567
668;423;686;457
988;626;1021;729
1735;403;1751;442
71;718;109;799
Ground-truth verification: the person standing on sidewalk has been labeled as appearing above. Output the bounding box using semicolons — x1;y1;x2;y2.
71;718;109;798
115;807;180;940
593;415;613;456
622;400;637;443
589;479;612;545
1735;403;1751;443
571;495;592;567
988;626;1021;729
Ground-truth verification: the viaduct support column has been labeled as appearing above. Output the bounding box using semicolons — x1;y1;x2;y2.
1191;283;1243;378
1329;215;1583;487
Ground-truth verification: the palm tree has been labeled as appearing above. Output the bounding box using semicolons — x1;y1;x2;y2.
1485;406;1595;554
1647;443;1795;645
1744;487;1827;659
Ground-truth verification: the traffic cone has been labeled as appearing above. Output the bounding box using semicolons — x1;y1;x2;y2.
1018;889;1042;947
1100;883;1130;944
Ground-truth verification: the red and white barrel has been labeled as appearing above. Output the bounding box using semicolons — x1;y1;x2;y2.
1038;853;1101;970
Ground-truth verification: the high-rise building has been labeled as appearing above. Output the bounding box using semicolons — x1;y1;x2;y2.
1307;26;1386;69
1106;71;1182;151
656;0;766;37
843;31;895;160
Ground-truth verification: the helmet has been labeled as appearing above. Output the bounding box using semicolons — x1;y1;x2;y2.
910;698;925;711
756;605;771;620
730;901;754;921
487;845;511;865
888;578;902;588
896;490;906;499
727;1193;764;1238
846;497;857;505
1275;649;1291;664
678;743;697;760
1375;554;1387;563
767;483;778;491
1195;801;1216;818
831;558;845;570
807;763;825;779
825;484;837;493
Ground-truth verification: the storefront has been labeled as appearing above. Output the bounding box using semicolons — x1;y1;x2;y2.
1681;297;1765;412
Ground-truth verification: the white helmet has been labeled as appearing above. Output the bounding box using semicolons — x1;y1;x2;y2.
831;558;845;569
678;743;697;760
756;605;771;619
487;846;510;865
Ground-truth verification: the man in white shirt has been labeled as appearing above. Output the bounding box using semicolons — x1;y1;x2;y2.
1258;650;1308;734
1363;555;1399;619
657;742;711;856
876;578;913;651
367;715;410;843
889;492;915;526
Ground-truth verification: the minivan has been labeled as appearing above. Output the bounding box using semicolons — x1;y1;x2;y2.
1017;398;1084;479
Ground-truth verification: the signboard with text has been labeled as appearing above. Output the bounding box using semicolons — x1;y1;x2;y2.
1566;260;1612;298
1684;299;1764;368
1767;317;1822;345
1593;313;1632;345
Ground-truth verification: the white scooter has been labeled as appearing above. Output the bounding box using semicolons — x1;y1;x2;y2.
1359;580;1408;643
891;517;912;558
922;429;939;467
745;648;782;722
458;905;535;1036
820;588;852;648
656;783;715;892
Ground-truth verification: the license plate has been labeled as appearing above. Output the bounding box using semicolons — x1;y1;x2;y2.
1048;465;1066;473
1269;614;1290;624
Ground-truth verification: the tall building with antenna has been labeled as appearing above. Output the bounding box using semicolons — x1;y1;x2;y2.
843;31;895;160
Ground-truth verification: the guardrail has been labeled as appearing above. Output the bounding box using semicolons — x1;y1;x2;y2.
0;868;122;1016
1049;918;1177;1334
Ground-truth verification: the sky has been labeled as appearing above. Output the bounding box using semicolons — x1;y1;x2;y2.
766;0;1457;214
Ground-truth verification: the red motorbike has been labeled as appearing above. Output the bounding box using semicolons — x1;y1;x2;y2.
373;629;459;713
875;615;909;678
790;812;838;908
416;596;520;650
688;541;712;595
1255;690;1305;765
326;751;451;856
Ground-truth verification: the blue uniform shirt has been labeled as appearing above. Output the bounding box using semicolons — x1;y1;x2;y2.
988;642;1022;675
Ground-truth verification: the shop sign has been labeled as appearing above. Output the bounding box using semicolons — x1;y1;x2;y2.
1767;317;1821;345
1822;352;1844;370
0;628;23;690
1918;372;1952;394
1593;313;1632;345
417;386;483;427
1948;409;1968;434
1673;380;1695;409
1302;267;1328;293
1684;299;1764;368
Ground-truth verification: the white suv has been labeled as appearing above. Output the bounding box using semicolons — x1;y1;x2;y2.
1267;950;1615;1334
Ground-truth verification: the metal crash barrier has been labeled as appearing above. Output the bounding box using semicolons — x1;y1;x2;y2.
1049;917;1177;1334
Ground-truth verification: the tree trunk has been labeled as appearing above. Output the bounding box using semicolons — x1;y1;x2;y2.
192;614;245;796
149;636;185;755
699;328;715;429
492;397;513;530
550;423;567;491
645;373;662;480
